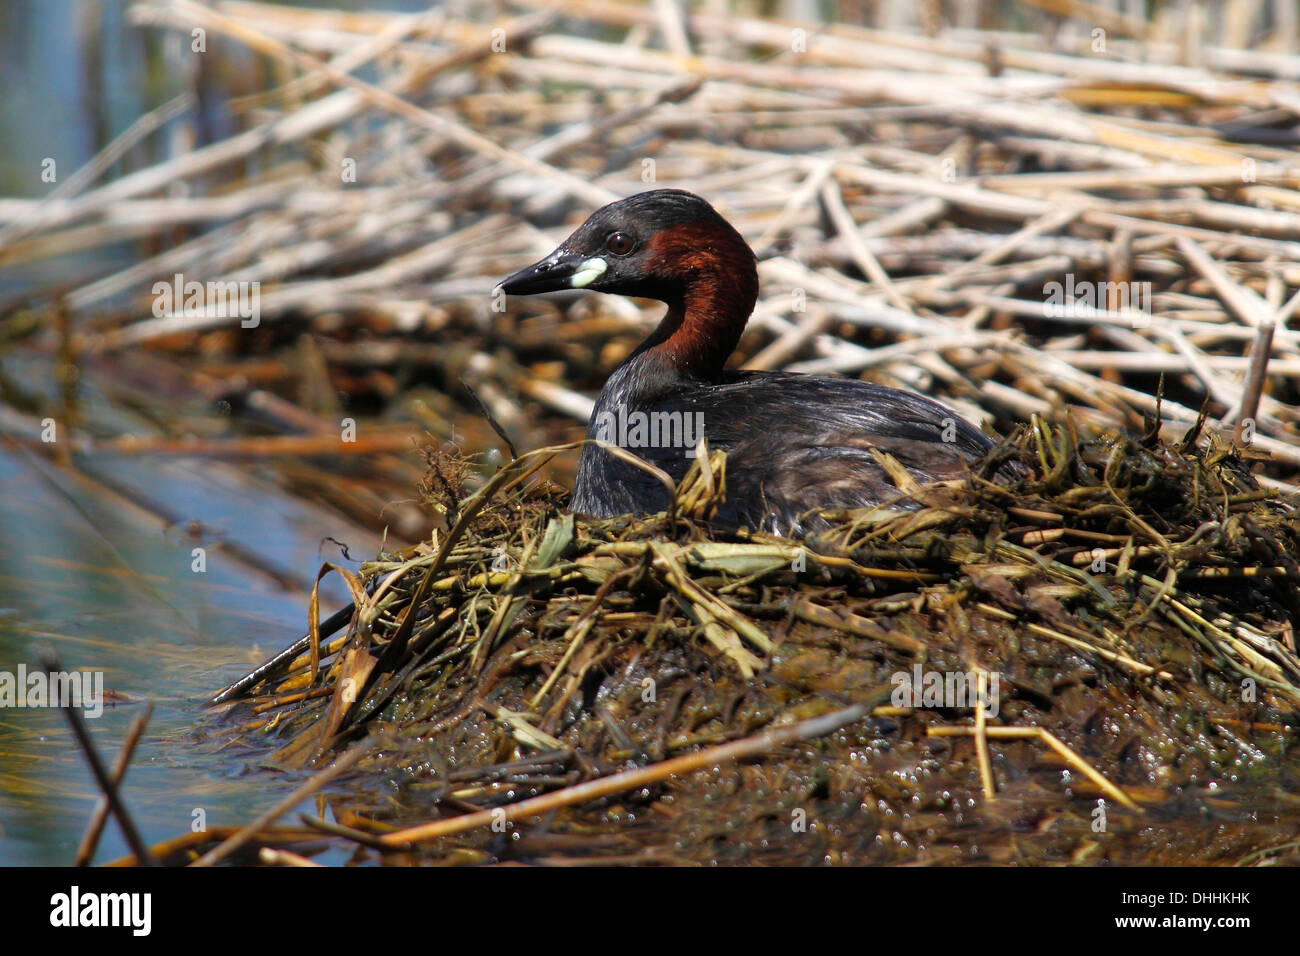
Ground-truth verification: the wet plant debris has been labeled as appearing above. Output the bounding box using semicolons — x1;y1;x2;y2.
188;418;1300;867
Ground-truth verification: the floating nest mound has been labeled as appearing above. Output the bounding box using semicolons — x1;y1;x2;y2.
206;416;1300;866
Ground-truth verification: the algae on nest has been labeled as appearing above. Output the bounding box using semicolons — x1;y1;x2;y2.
204;416;1300;865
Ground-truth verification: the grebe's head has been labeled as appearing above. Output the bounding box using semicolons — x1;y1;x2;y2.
497;189;756;305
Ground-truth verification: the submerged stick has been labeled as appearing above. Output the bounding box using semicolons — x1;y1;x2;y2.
36;647;159;866
379;691;893;848
190;741;368;867
928;725;1140;810
74;702;154;867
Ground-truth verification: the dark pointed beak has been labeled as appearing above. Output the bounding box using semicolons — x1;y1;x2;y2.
497;248;587;296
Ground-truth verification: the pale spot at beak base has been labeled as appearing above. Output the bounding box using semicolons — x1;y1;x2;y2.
571;257;608;288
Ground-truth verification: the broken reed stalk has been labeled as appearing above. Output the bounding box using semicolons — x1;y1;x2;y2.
1235;319;1275;449
257;847;324;867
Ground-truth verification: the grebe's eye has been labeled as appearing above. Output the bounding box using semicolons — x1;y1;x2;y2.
606;232;635;256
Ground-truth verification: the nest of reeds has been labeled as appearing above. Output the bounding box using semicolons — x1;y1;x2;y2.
204;414;1300;866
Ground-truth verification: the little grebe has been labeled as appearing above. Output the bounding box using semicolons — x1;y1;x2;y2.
499;189;1004;534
